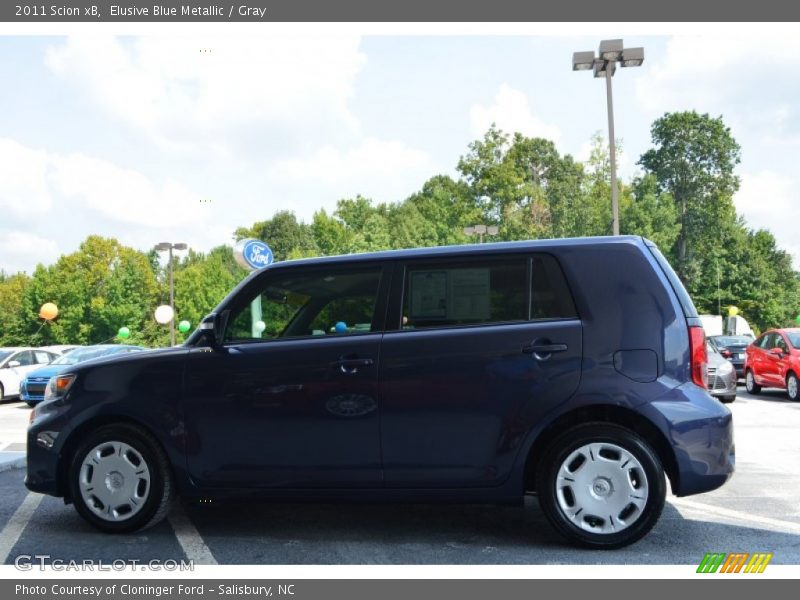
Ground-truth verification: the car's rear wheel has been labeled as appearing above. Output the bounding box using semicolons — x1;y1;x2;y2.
787;373;799;402
536;423;666;549
720;395;736;403
68;424;174;533
0;383;4;402
745;369;761;394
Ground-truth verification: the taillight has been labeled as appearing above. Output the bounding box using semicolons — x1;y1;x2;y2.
721;349;732;358
689;326;708;388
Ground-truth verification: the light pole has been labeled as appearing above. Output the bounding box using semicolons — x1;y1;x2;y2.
463;224;499;244
573;40;644;236
155;242;188;346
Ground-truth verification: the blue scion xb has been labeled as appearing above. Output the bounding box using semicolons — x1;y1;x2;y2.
26;237;734;549
21;345;146;407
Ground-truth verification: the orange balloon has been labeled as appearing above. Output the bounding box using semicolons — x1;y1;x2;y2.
39;302;59;321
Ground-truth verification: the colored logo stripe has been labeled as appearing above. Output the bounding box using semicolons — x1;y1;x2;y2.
697;552;772;573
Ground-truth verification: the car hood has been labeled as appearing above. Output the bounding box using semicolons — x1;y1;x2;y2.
25;364;67;380
62;345;188;375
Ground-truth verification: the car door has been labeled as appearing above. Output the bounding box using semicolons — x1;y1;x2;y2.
379;253;582;488
183;263;390;489
774;333;792;387
5;350;38;395
759;333;780;386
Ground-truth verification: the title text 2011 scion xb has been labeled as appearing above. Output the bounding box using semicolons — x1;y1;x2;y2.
26;236;733;549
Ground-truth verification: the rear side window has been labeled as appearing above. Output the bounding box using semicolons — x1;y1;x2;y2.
401;254;577;330
531;254;578;320
403;259;527;329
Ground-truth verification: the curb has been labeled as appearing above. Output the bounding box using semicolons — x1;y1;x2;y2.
0;453;26;473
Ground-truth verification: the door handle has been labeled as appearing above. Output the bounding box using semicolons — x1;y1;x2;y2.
332;357;374;374
522;342;568;359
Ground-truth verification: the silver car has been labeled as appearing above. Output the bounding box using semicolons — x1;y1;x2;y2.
707;342;737;403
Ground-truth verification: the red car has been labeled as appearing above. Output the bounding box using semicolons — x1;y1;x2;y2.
744;328;800;401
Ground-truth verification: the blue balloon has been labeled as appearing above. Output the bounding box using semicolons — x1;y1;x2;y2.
334;321;348;333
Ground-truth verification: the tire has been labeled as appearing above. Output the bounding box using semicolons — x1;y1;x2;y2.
0;383;4;403
787;373;800;402
68;423;174;533
25;401;36;408
720;395;736;403
536;423;666;549
745;369;761;394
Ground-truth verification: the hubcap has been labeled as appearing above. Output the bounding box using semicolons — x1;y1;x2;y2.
789;376;798;399
747;372;754;390
79;441;151;522
556;442;649;535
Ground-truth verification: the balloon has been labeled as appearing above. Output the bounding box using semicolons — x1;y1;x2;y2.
117;326;130;340
728;306;739;317
39;302;58;321
796;314;800;324
254;320;266;333
334;321;348;333
154;305;174;325
178;320;191;333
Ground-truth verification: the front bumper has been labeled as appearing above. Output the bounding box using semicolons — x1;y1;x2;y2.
640;382;735;497
24;400;73;497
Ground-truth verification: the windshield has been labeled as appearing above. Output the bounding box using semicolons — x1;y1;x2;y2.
0;351;12;363
51;346;127;366
713;336;751;346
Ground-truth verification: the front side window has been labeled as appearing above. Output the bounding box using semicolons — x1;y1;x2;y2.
13;351;35;366
225;267;382;342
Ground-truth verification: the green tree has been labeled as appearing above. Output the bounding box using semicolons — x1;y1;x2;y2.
0;272;31;345
638;111;741;281
234;211;318;262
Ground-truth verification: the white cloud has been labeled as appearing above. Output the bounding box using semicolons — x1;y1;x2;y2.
635;36;799;114
0;138;52;217
45;35;367;156
0;231;59;274
49;152;209;228
470;84;561;143
273;137;431;185
735;171;800;267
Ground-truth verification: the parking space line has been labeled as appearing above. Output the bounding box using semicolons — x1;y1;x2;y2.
0;492;43;564
168;503;217;565
670;497;800;534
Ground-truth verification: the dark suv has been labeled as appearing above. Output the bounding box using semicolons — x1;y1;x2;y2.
26;236;733;548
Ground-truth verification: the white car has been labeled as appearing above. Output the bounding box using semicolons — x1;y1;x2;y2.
39;345;81;355
0;347;60;402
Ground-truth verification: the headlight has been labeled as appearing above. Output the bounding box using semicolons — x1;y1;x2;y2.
44;374;76;402
718;361;734;375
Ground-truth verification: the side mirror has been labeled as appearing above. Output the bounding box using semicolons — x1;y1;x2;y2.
769;347;784;357
7;360;21;368
198;311;230;346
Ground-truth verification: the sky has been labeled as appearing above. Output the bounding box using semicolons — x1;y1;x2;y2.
1;33;798;275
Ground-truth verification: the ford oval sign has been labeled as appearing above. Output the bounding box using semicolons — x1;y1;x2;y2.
234;238;274;271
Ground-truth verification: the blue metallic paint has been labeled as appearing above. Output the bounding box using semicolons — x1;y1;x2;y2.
26;236;733;504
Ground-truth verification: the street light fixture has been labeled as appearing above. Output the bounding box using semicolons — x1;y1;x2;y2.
154;242;188;346
463;224;499;244
572;39;644;236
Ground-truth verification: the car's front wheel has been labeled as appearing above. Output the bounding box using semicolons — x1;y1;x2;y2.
536;423;666;549
720;395;736;403
68;424;174;533
787;373;799;402
745;369;761;394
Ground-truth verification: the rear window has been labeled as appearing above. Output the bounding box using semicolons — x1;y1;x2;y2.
645;243;699;318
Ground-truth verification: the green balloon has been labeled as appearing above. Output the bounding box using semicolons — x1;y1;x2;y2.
178;320;191;333
117;326;130;339
795;314;800;324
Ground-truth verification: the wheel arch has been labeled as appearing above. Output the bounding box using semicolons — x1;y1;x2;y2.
522;404;680;495
56;414;174;501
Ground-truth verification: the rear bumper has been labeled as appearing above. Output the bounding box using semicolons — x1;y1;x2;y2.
641;383;735;497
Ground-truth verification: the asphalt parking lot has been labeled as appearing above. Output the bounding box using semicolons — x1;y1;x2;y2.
1;389;799;565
